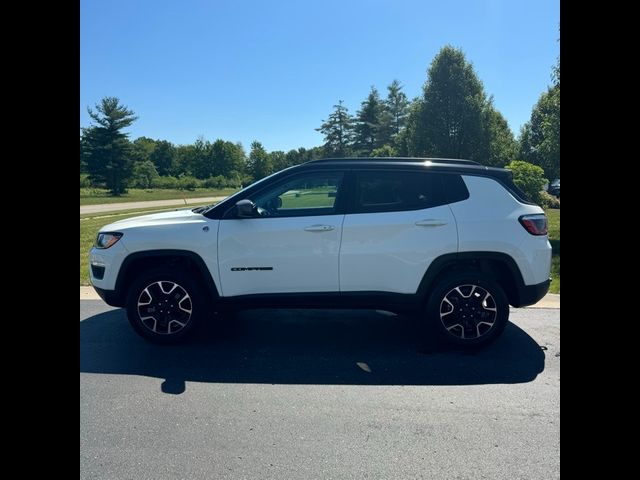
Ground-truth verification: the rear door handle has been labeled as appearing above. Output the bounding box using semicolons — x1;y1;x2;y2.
415;219;448;227
304;224;335;232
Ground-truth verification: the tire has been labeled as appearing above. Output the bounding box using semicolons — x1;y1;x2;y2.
125;268;209;344
424;271;509;349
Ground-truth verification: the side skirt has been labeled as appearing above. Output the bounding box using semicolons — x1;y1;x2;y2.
216;291;423;314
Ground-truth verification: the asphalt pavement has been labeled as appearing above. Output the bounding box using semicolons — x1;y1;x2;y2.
80;301;559;479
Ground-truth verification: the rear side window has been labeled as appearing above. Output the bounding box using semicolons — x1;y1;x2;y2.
501;178;536;205
353;171;446;213
442;173;470;204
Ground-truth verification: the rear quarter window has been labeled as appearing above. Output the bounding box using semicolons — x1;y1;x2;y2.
501;178;536;205
441;174;470;204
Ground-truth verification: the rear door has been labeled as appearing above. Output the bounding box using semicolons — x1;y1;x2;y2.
339;170;458;294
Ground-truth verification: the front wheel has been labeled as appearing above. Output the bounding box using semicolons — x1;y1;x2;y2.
125;268;207;344
424;271;509;348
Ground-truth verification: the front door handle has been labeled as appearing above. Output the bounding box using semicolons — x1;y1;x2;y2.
304;224;335;232
415;219;448;227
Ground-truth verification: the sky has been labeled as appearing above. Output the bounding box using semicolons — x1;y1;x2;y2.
80;0;560;153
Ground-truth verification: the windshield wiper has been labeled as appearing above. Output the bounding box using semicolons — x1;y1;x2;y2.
191;205;209;213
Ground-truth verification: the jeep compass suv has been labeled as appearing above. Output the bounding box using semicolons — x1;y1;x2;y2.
89;158;551;348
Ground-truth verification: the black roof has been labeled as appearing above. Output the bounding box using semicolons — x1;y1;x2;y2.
303;157;509;176
308;157;481;166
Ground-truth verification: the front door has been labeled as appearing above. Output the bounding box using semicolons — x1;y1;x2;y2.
217;171;345;297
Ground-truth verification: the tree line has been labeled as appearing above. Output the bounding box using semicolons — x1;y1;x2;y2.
80;45;559;195
80;100;324;195
317;45;559;177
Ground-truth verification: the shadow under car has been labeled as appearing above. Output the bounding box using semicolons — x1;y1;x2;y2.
80;306;545;394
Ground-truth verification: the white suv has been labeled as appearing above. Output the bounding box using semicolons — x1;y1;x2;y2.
89;158;551;348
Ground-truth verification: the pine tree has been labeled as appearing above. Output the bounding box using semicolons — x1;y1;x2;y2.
316;100;354;157
378;80;409;147
81;97;138;195
353;87;383;155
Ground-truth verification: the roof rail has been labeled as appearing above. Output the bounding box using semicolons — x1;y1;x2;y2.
307;157;482;166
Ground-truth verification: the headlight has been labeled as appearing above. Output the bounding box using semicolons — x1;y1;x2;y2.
95;232;123;249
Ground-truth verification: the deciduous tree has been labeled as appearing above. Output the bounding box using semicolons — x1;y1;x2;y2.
406;46;485;160
247;141;273;180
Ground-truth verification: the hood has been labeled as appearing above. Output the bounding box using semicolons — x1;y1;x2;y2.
100;208;205;231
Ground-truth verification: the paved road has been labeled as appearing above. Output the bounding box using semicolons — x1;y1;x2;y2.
80;301;559;479
80;196;228;215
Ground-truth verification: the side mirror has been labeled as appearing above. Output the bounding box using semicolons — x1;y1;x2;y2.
235;199;256;218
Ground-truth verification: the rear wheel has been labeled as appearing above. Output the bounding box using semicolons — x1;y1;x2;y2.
425;271;509;348
125;268;208;344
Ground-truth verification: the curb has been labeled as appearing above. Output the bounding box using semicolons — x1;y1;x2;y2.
80;286;560;308
80;286;102;300
522;293;559;309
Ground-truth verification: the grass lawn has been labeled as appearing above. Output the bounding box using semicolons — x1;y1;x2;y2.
81;215;109;285
279;188;337;209
545;208;560;294
80;187;238;205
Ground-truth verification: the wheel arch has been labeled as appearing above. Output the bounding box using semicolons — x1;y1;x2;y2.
112;250;220;307
417;252;527;307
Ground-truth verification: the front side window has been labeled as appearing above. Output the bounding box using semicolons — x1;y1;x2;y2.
354;171;445;213
253;172;343;217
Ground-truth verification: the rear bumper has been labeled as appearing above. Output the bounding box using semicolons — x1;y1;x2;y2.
513;279;551;307
92;286;125;308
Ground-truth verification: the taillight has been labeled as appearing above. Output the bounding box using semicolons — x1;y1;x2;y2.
519;214;548;235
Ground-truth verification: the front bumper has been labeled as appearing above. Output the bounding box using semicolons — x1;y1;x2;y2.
89;242;128;291
92;286;126;308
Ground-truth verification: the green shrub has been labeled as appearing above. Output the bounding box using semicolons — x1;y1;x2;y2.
505;160;548;205
538;191;560;209
131;160;160;189
152;176;180;189
80;174;91;188
371;144;398;157
203;175;228;189
80;187;104;197
177;176;201;191
234;172;253;188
